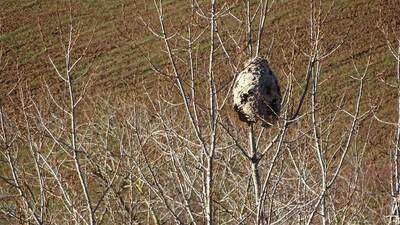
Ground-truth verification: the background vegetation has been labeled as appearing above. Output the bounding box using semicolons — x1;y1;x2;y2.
1;0;400;224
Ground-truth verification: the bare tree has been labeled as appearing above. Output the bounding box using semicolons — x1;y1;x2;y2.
376;16;400;224
0;0;390;224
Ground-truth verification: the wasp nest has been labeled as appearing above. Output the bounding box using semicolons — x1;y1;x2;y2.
233;57;281;127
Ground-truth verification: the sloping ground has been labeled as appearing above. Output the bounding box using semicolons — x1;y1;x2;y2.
0;0;192;98
0;0;398;97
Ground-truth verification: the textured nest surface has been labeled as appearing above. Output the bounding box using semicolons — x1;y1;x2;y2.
233;57;281;127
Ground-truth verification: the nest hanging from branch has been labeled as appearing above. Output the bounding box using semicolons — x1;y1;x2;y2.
233;57;282;127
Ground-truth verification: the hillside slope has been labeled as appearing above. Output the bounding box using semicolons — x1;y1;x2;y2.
1;0;398;96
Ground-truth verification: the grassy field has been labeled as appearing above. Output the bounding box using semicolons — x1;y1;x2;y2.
1;0;400;224
0;0;397;95
1;0;398;142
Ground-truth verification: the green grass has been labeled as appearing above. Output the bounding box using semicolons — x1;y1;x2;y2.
0;25;33;43
21;48;46;65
